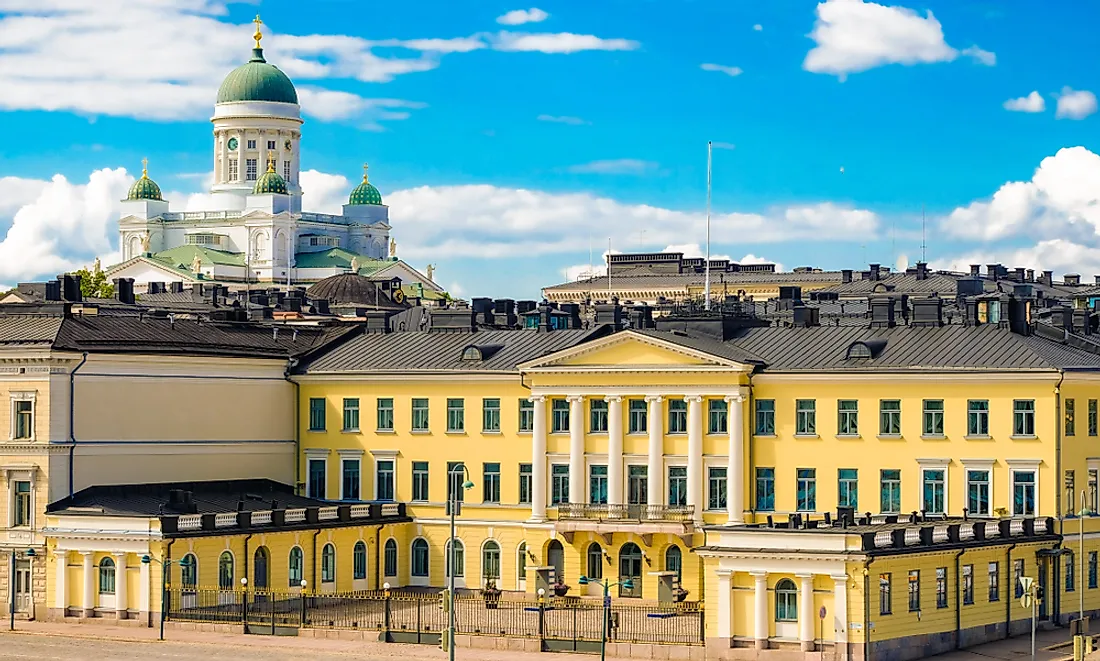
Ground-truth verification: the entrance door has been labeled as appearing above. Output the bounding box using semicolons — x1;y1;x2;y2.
547;540;564;584
14;560;30;613
254;547;270;592
619;543;642;598
1038;557;1049;620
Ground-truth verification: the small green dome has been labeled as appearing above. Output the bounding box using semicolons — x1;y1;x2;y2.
217;48;298;105
253;163;288;194
127;162;163;201
349;166;383;206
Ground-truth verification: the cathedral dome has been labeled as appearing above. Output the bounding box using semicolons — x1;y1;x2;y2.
349;166;383;206
127;160;163;201
253;162;288;194
216;19;298;105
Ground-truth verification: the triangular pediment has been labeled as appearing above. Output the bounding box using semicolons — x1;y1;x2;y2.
519;330;753;371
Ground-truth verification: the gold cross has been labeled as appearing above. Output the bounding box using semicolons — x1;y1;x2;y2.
362;162;369;182
141;157;149;176
253;15;263;48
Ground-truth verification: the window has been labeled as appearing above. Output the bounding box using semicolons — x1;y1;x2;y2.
308;398;326;431
908;570;920;611
1014;400;1035;436
247;139;257;149
483;398;501;432
519;400;534;432
989;562;1000;602
880;573;892;615
1067;398;1076;436
98;557;115;594
267;139;276;150
755;399;775;435
447;398;465;432
445;540;464;578
923;469;945;514
936;567;948;608
551;464;570;505
308;458;326;499
668;466;687;506
377;398;393;431
288;547;304;586
517;543;528;584
1091;400;1099;437
412;461;429;502
776;579;798;621
482;541;501;581
922;400;944;436
483;463;501;503
709;399;728;434
708;467;727;511
756;468;775;511
1067;552;1076;592
342;398;360;431
412;398;429;431
219;552;234;590
590;465;608;505
968;400;989;436
796;468;816;511
1068;470;1076;514
283;160;291;181
519;464;532;504
384;540;398;577
246;158;258;181
628;399;647;433
551;399;569;433
590;400;608;433
795;399;816;435
447;461;466;502
966;469;990;516
880;400;901;435
13;481;31;527
1093;470;1100;514
354;541;367;580
374;460;392;501
838;469;858;508
228;159;238;181
321;544;336;583
181;554;197;590
13;400;32;440
1014;559;1025;598
881;469;901;513
668;400;687;434
838;400;859;435
628;466;647;505
411;539;429;577
666;546;682;580
1090;552;1098;589
1013;470;1036;516
586;543;604;580
962;565;974;604
343;458;363;500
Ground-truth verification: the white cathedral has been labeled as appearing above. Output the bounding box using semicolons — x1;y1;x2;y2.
106;18;442;296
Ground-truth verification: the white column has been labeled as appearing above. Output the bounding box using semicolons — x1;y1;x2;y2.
568;396;585;505
236;133;245;183
726;394;746;524
54;551;67;617
606;396;624;506
114;553;128;618
716;570;733;639
259;130;268;172
831;574;849;645
139;556;151;618
751;570;768;648
646;395;664;507
529;396;548;522
686;396;704;523
81;552;94;617
798;573;815;651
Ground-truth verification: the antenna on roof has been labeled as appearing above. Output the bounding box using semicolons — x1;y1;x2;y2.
921;203;927;263
704;140;712;311
607;237;612;296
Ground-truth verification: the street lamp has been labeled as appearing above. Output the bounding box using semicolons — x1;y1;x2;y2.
9;548;34;631
578;575;635;661
446;463;474;661
142;553;192;641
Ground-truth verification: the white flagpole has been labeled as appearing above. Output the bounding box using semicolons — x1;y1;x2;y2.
704;141;713;310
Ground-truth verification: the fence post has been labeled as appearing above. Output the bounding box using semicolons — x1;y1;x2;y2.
699;605;705;644
271;591;276;635
539;600;546;650
572;602;578;652
241;589;248;633
300;591;306;628
384;591;391;641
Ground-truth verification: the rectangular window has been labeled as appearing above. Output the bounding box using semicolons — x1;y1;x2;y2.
1013;470;1036;516
342;398;360;431
247;139;256;149
1091;399;1098;437
709;399;728;434
267;139;276;150
519;464;532;504
590;465;608;504
13;400;32;440
966;469;990;516
668;399;687;434
283;160;291;181
936;567;948;608
628;465;648;505
1067;553;1076;592
376;398;393;431
989;562;1000;602
756;468;775;511
308;398;326;431
923;400;944;436
551;399;569;433
482;398;501;432
795;399;816;435
838;400;859;435
308;459;326;499
1067;398;1076;436
411;398;429;431
1014;400;1035;436
923;469;945;514
880;399;901;435
796;468;816;511
446;461;466;503
755;399;775;435
246;158;258;181
908;570;920;612
228;159;238;181
551;464;570;505
967;400;989;436
372;460;390;501
483;462;501;503
881;469;901;513
1014;559;1025;598
708;467;728;511
519;400;534;432
1092;469;1099;514
879;573;892;615
590;400;608;433
668;466;687;506
1068;470;1076;514
340;459;362;500
384;542;397;577
412;461;429;502
447;398;465;432
628;399;647;433
1090;552;1098;589
13;481;30;527
838;469;858;509
962;565;974;604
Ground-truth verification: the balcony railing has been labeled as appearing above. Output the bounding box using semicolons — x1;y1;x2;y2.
556;503;694;523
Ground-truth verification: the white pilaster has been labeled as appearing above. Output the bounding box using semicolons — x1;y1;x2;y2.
725;394;746;524
236;133;245;183
797;573;814;651
645;395;663;506
259;129;268;173
114;553;128;617
568;396;585;504
81;552;94;616
140;556;151;617
716;569;733;639
606;396;624;506
529;396;548;522
751;570;768;648
54;551;67;616
831;574;849;645
686;396;704;522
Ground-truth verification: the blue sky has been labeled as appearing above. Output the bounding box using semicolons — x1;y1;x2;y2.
1;0;1099;297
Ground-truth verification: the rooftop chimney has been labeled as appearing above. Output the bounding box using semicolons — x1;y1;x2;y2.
910;296;944;327
841;269;853;284
915;262;929;281
169;281;184;294
969;264;981;277
869;264;881;281
59;274;82;302
1064;273;1082;287
791;304;820;327
1014;267;1026;283
1039;270;1053;286
113;278;135;305
1026;269;1035;283
44;281;61;302
869;296;896;328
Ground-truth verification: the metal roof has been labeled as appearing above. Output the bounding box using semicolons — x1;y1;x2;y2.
49;479;316;517
543;270;843;292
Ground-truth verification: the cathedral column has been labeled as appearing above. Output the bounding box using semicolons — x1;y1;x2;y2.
716;570;733;639
686;396;704;523
645;396;663;507
529;396;548;522
567;396;585;505
725;393;746;524
259;129;268;172
114;553;128;619
606;396;623;506
139;556;151;624
831;574;849;646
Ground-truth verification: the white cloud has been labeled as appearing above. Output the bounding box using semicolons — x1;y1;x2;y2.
567;159;659;175
753;24;763;31
0;177;50;221
1003;91;1045;113
537;114;588;125
300;170;352;216
700;63;743;77
961;45;996;66
496;8;550;26
491;32;639;53
1056;87;1098;120
803;0;991;79
934;239;1100;281
561;247;785;282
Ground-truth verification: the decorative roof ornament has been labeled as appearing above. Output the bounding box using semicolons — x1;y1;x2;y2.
215;15;299;104
191;255;203;275
348;162;384;206
253;160;289;195
126;157;164;201
253;14;263;49
350;256;361;273
389;237;397;258
426;264;436;281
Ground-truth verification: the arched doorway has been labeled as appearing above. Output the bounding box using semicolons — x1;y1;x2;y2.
547;540;565;584
775;578;798;639
619;543;642;598
665;546;682;582
254;546;270;591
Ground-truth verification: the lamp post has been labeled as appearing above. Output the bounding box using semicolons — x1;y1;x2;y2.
9;548;34;631
578;575;635;661
446;463;474;661
142;553;191;641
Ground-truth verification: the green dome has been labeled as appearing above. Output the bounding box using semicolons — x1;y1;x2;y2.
253;163;288;194
349;168;383;206
127;163;163;201
217;48;298;105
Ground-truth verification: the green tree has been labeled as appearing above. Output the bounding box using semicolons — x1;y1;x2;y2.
71;260;114;299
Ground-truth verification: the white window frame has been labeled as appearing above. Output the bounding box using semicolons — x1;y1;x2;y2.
666;461;688;507
704;456;727;511
3;467;35;529
9;391;35;441
340;456;362;502
916;458;950;515
410;537;431;586
369;449;397;501
624;458;648;506
585;455;609;505
1007;459;1041;517
304;449;329;500
961;459;995;517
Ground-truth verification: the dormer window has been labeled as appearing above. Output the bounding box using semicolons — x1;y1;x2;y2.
846;339;887;360
462;346;482;361
186;233;222;247
308;236;340;247
460;344;503;362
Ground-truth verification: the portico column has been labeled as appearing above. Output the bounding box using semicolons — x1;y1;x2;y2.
606;396;624;506
797;573;814;651
529;396;548;522
645;396;664;507
139;555;151;624
81;552;94;618
685;396;704;523
725;394;746;524
236;133;245;183
716;570;733;639
54;551;67;618
567;396;585;504
831;574;849;646
751;570;768;649
114;553;128;619
259;129;268;172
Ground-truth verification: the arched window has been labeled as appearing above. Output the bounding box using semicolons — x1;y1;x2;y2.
586;543;604;580
218;552;234;590
482;541;501;582
321;544;336;583
517;542;528;583
446;539;465;578
254;546;270;590
665;546;682;581
288;547;304;586
354;541;367;580
776;579;798;622
98;557;116;594
411;539;429;577
547;539;564;583
384;539;398;577
181;553;198;590
618;543;642;598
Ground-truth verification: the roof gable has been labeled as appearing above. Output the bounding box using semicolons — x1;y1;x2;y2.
519;330;755;371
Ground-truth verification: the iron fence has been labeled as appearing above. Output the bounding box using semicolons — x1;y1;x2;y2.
556;503;695;522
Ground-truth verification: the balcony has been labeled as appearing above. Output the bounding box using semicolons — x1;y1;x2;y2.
554;504;696;546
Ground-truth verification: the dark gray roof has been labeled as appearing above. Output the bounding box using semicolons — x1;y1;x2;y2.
48;479;315;517
632;329;765;364
544;270;843;292
0;315;64;345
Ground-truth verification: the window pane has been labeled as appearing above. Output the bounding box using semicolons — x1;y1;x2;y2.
796;400;816;435
755;399;775;435
709;399;728;434
483;398;501;432
879;400;900;435
377;398;394;431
